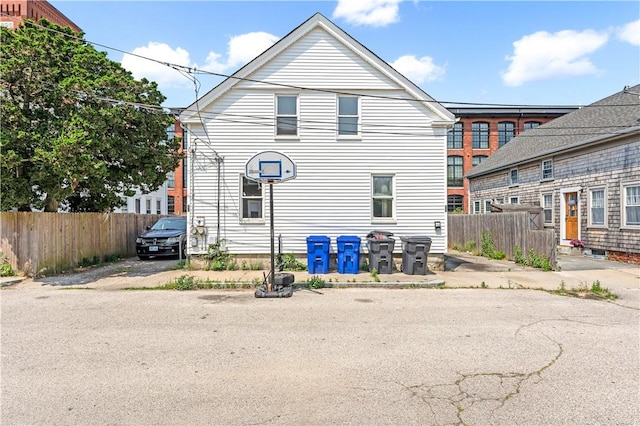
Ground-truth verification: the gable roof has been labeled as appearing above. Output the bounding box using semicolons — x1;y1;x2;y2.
466;84;640;179
180;12;454;124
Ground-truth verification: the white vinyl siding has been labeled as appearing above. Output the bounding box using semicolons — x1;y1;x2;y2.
184;20;453;256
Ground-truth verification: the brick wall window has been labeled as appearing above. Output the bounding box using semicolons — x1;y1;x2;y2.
498;122;515;147
472;122;489;149
472;155;487;167
524;121;541;130
447;195;464;212
447;122;463;149
447;156;464;187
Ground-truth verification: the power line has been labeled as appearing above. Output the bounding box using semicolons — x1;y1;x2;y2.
2;14;609;110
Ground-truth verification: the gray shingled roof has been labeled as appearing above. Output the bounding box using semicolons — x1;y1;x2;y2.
466;84;640;178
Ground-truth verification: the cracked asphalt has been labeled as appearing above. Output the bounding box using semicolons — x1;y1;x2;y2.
2;283;639;425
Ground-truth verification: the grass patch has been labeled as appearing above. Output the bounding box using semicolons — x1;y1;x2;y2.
552;280;618;300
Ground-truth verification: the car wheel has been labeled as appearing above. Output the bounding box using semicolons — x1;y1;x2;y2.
138;255;150;260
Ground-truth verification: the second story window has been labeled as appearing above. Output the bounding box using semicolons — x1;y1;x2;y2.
509;168;519;186
276;95;297;136
541;159;553;180
472;122;489;149
338;96;359;136
167;171;175;188
498;121;515;147
447;122;463;149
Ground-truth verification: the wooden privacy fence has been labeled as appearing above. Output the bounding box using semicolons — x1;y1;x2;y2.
0;212;163;277
448;212;557;268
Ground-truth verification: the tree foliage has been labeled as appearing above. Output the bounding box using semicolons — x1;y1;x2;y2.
1;20;182;212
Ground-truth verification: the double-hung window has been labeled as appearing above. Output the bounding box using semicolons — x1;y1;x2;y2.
447;122;463;149
167;171;175;188
472;200;481;214
509;168;519;186
542;193;553;224
498;122;515;147
622;183;640;227
372;175;394;220
472;122;489;149
338;96;359;136
241;176;263;220
589;188;606;227
276;95;298;136
541;159;553;180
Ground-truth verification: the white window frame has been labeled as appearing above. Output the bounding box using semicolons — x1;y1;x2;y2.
240;175;264;223
509;168;519;186
542;193;553;225
588;187;606;228
621;181;640;228
484;199;492;214
371;174;395;222
156;199;162;214
472;200;481;214
135;198;141;214
275;94;298;137
541;159;554;181
509;196;519;204
337;95;360;138
145;199;151;214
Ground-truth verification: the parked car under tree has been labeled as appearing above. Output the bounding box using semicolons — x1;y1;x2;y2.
136;217;187;260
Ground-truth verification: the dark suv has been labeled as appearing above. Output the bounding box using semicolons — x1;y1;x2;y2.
136;217;187;260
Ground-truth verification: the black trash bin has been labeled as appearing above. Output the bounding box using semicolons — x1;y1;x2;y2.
400;236;432;275
366;231;395;274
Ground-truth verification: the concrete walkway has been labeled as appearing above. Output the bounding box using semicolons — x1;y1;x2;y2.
3;250;637;294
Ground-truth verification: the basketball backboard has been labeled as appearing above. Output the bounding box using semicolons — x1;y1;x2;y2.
245;151;297;183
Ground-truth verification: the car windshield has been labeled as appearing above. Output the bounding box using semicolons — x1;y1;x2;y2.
151;218;186;231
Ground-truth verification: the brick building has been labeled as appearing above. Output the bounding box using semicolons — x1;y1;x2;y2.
0;0;81;32
166;115;188;215
446;107;577;213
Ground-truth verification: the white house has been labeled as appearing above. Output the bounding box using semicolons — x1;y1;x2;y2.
180;13;455;269
113;182;168;215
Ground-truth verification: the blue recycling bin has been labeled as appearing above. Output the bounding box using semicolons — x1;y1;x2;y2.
306;235;330;274
337;236;361;274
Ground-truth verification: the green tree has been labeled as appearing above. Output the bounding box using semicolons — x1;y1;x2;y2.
1;20;181;212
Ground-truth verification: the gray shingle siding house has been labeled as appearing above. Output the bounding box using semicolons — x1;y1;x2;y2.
466;85;640;264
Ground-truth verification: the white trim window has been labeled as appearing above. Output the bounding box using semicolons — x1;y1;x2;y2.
240;175;263;221
509;168;519;186
589;188;606;227
372;174;394;220
541;159;553;180
484;200;492;214
622;183;640;227
542;193;553;224
276;95;298;136
337;95;359;136
472;200;481;214
509;196;519;204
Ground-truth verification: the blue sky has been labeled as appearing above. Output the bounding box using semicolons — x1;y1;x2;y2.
52;1;639;109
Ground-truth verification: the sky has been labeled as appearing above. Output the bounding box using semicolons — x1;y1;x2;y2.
51;0;640;109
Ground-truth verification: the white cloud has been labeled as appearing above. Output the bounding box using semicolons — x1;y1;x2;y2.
617;19;640;46
391;55;445;83
121;42;193;88
501;29;608;87
121;32;279;88
333;0;401;27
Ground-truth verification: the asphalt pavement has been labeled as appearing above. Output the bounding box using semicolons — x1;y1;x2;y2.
2;284;639;425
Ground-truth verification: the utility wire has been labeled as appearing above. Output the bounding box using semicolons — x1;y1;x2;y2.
3;14;618;109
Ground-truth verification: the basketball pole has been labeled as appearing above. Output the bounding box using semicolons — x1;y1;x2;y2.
268;181;275;292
